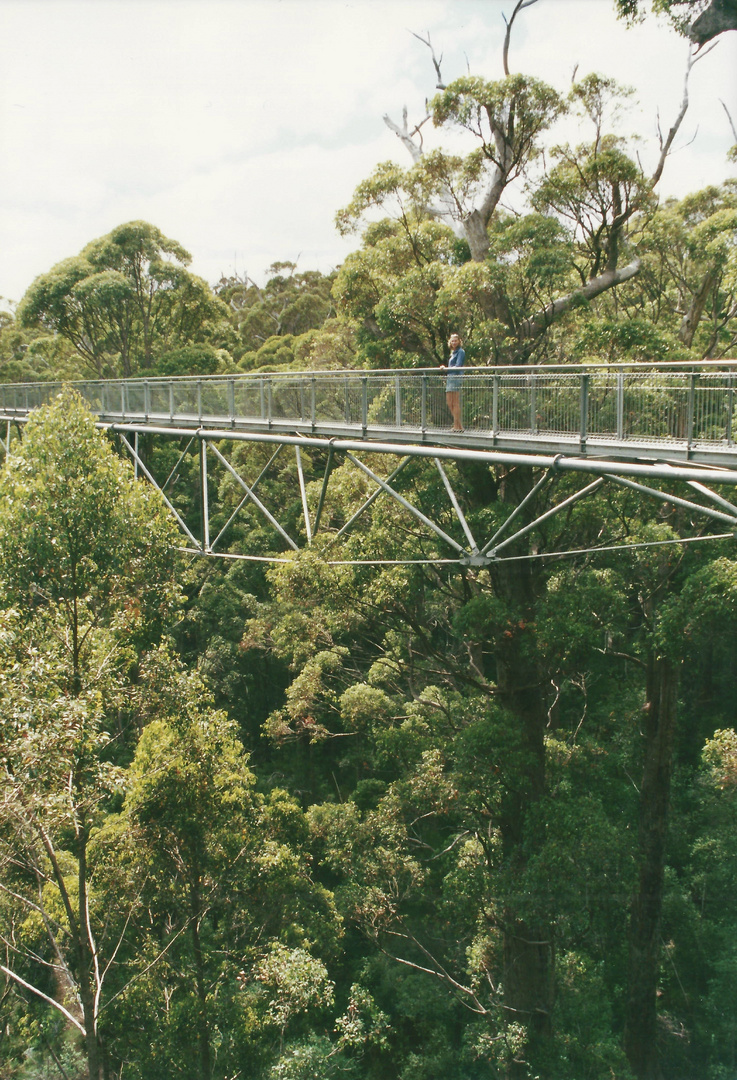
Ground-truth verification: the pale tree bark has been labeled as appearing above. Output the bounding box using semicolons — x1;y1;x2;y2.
679;265;721;347
518;46;695;352
385;3;695;347
518;259;642;342
384;1;542;264
0;809;105;1078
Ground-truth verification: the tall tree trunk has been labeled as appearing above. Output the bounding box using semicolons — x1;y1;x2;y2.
489;467;554;1074
679;267;718;348
625;653;680;1080
190;875;212;1080
77;834;103;1080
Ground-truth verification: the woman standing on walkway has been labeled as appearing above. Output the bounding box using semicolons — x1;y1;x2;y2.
441;332;465;431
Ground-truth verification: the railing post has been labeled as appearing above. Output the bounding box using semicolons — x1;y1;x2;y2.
616;372;625;440
395;374;402;428
530;374;537;432
580;373;589;448
260;378;265;420
169;381;175;421
227;377;235;424
492;375;499;439
361;377;368;433
267;379;273;425
727;372;734;447
421;375;427;432
144;380;150;421
687;372;697;452
344;378;350;424
311;377;316;428
197;380;202;422
121;383;126;421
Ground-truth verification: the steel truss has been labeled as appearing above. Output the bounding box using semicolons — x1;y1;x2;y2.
104;424;737;567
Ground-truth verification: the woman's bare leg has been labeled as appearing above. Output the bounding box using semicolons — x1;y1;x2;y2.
446;391;463;430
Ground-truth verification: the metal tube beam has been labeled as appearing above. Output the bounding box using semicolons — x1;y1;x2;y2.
200;439;210;552
686;480;737;516
210;491;251;552
313;444;335;536
207;440;299;550
434;458;478;553
480;469;554;556
334;457;411;541
346;452;467;555
295;446;312;543
162;437;196;492
488;478;606;557
607;474;737;527
100;424;737;486
118;433;200;548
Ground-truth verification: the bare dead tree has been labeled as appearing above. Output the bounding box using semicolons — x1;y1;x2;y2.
502;0;542;76
410;30;446;89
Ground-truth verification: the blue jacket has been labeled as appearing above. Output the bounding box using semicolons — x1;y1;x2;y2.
445;347;465;389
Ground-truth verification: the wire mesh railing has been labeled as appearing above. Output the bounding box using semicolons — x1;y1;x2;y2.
1;365;736;452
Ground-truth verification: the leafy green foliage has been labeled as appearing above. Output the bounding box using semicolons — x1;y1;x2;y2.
17;221;230;378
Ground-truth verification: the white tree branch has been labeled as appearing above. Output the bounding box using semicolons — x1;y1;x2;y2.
519;258;642;340
1;964;86;1035
503;0;541;76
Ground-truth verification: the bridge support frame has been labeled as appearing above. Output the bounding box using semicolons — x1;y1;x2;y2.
105;424;737;567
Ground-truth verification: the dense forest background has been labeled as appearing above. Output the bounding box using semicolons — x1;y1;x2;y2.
1;1;736;1078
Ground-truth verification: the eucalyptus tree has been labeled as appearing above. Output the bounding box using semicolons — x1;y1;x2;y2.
337;1;695;366
215;263;337;369
17;221;229;379
0;389;180;1077
101;652;343;1080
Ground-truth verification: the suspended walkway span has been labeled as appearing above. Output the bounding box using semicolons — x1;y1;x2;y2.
2;362;737;565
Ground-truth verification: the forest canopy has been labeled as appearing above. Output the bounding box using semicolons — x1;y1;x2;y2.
1;4;736;1080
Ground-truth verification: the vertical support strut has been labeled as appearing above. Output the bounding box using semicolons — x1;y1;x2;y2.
726;371;734;446
295;446;313;543
200;436;210;553
687;372;697;453
313;444;335;536
492;374;499;440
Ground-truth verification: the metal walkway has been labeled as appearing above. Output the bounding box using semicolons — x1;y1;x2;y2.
2;362;737;565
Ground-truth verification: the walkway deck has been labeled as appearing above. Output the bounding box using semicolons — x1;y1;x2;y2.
2;362;737;468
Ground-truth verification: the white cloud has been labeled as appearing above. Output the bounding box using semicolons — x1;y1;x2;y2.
0;0;735;302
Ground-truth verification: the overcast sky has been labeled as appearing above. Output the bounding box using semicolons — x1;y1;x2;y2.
0;0;735;305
